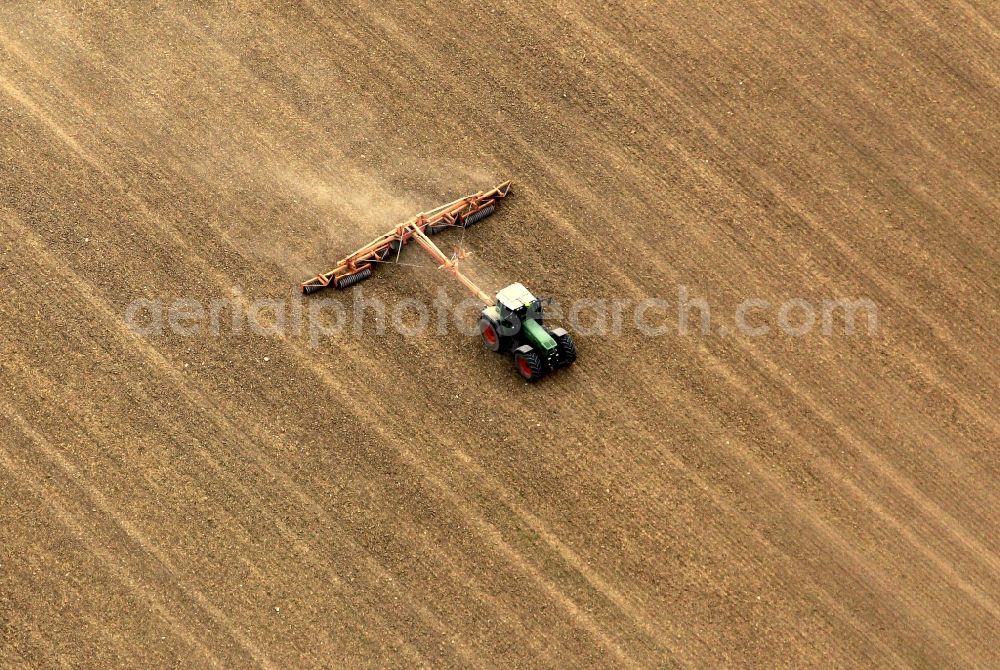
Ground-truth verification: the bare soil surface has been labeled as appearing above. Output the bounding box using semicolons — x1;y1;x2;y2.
1;1;998;667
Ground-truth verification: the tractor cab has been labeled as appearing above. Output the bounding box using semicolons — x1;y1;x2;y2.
495;283;542;323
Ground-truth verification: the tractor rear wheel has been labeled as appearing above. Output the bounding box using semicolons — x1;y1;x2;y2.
478;316;508;353
553;331;577;367
514;347;546;382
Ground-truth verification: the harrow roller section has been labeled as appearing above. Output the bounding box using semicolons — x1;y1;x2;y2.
463;203;495;227
337;265;373;288
301;180;511;295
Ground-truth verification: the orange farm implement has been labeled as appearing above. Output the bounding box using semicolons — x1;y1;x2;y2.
300;180;576;381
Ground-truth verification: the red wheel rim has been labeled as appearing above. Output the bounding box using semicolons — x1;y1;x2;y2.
517;356;533;378
482;324;498;346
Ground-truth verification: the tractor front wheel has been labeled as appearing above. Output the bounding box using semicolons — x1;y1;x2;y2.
513;347;546;382
554;332;577;367
546;328;577;367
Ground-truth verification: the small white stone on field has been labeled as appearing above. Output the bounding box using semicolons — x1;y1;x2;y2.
264;357;270;362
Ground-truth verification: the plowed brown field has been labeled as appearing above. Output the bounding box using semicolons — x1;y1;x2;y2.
1;1;998;668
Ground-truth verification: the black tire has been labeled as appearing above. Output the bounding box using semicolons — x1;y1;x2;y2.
553;331;577;367
514;347;546;382
478;316;508;353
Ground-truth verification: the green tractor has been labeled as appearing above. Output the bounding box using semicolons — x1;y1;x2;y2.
478;283;577;382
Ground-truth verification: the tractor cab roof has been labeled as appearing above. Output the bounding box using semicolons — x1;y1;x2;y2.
496;283;538;311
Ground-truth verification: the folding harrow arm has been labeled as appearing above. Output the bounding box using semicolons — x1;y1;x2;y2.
300;180;512;298
405;224;495;305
